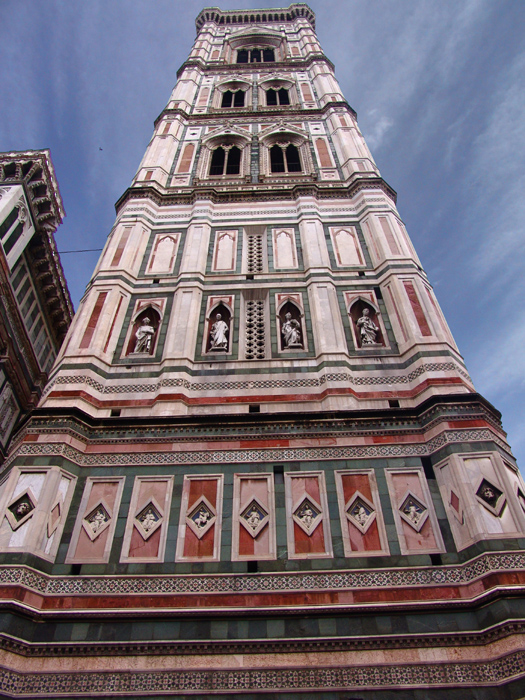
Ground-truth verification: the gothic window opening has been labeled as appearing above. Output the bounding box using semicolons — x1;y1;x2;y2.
209;146;241;176
237;48;248;63
221;90;245;108
270;144;301;173
266;88;290;106
236;47;275;64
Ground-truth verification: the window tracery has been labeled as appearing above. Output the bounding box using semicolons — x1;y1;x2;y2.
237;47;274;63
209;145;242;176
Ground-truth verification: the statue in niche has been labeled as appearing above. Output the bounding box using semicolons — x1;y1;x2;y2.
132;316;156;354
209;313;229;351
356;307;379;345
281;312;302;348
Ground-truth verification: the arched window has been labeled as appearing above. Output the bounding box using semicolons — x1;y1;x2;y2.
237;47;275;64
221;90;245;108
266;88;289;106
270;144;301;173
237;48;248;63
209;146;241;176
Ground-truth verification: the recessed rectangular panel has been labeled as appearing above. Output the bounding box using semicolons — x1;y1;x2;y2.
175;474;223;562
284;471;332;559
232;473;276;561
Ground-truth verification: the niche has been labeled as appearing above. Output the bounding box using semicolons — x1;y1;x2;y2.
349;300;384;348
207;303;231;353
279;301;304;351
126;308;161;356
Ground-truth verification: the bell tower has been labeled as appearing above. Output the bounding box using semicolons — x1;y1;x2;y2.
0;5;524;699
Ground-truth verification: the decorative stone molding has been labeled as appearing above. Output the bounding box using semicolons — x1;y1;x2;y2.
8;428;507;469
0;550;524;598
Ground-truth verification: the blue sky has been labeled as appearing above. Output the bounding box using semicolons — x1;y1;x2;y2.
1;0;524;469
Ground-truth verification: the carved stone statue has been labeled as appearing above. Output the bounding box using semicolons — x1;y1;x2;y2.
209;313;228;351
15;502;31;519
133;317;156;354
141;509;157;532
246;507;261;530
406;503;422;524
90;509;107;534
298;505;314;529
356;307;379;345
281;312;302;348
194;508;211;528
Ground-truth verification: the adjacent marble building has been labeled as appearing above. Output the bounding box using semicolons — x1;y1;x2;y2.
0;6;524;699
0;150;72;462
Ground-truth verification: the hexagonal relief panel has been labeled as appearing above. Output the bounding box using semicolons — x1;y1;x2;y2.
476;478;505;517
6;490;37;531
345;491;376;534
134;498;163;541
240;497;269;538
82;501;112;542
292;496;322;536
186;495;216;539
398;491;429;532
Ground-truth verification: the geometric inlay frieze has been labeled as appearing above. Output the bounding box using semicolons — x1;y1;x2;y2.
292;496;322;536
240;497;269;539
0;550;523;596
186;495;216;540
82;500;112;542
475;478;505;517
134;498;163;541
345;491;376;534
398;491;428;532
11;428;504;470
5;489;37;531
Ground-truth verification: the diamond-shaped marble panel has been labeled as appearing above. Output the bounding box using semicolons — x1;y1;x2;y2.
82;502;112;541
399;492;428;532
476;479;505;517
135;500;163;541
240;498;269;538
345;491;376;534
293;497;322;536
186;496;216;539
6;490;37;531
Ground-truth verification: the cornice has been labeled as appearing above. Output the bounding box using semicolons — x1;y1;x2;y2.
116;176;397;214
177;53;336;82
195;4;316;33
154;98;358;129
0;619;522;658
0;150;74;342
